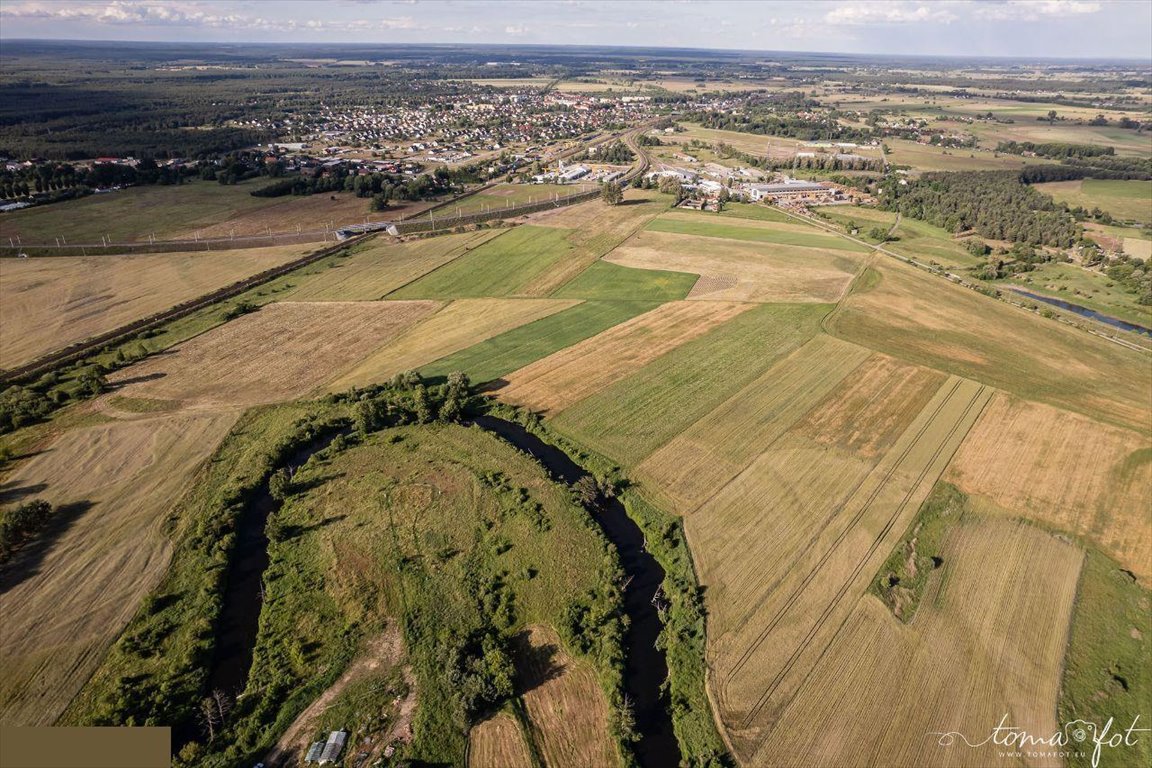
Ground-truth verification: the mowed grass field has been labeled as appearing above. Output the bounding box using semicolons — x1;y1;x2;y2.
515;626;620;768
826;259;1152;432
0;410;238;725
468;713;532;768
1035;179;1152;225
0;180;378;245
330;298;579;390
496;300;754;414
0;245;311;368
644;214;871;253
751;516;1083;768
110;300;441;407
946;393;1152;582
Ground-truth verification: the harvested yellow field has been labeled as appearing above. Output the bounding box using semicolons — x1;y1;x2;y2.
749;518;1083;768
112;301;440;407
517;626;620;768
793;353;948;458
468;713;533;768
0;245;310;368
827;259;1152;432
690;378;993;758
331;298;579;390
607;231;859;303
637;336;873;513
0;411;238;725
497;300;753;414
282;231;501;301
946;393;1152;583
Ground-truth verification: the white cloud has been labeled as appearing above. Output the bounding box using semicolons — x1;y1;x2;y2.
972;1;1102;21
825;2;959;25
0;1;416;32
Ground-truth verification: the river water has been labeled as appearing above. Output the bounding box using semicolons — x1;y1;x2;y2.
1009;287;1152;337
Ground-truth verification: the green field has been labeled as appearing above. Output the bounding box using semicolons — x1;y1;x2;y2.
717;203;796;224
553;260;699;301
645;216;871;252
1036;179;1152;225
552;303;831;466
389;225;575;298
1059;549;1152;768
419;299;658;384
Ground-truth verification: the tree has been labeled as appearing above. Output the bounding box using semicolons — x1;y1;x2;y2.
268;468;291;501
1048;110;1058;125
600;182;623;206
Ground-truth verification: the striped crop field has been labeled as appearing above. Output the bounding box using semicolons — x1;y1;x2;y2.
551;303;831;466
750;517;1083;767
496;300;753;415
687;377;993;760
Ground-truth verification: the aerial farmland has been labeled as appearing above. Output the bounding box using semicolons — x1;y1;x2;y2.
1;30;1149;768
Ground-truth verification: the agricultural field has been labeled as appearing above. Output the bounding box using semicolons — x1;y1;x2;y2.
407;183;585;221
330;298;578;390
946;393;1152;583
749;516;1083;767
665;124;804;162
644;213;872;253
419;300;657;385
515;626;620;768
551;302;831;466
552;260;698;302
277;231;501;301
0;180;382;245
690;377;992;760
390;226;577;298
0;245;312;369
110;300;441;407
606;230;860;303
0;410;238;726
883;138;1039;173
1034;179;1152;225
468;714;532;768
496;300;754;414
825;259;1152;432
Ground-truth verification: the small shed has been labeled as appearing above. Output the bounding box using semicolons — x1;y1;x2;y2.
319;731;348;765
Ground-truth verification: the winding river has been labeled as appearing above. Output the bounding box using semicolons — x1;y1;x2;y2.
474;415;683;768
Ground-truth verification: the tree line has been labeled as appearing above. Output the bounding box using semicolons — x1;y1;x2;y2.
996;141;1115;159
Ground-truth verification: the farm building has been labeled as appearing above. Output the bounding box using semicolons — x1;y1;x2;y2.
746;180;832;202
304;730;348;765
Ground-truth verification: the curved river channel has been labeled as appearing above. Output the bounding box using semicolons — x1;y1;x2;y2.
204;418;682;766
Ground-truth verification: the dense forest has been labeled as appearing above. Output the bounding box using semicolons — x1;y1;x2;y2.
879;169;1081;247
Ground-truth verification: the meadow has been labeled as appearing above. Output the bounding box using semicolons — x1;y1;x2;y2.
407;183;585;221
1034;179;1152;225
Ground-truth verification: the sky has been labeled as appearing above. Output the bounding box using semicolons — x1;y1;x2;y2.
0;0;1149;60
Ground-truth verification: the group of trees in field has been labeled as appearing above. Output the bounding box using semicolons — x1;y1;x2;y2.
249;163;484;209
879;169;1081;247
588;140;636;164
689;108;874;143
0;158;196;201
996;141;1115;159
0;499;54;563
